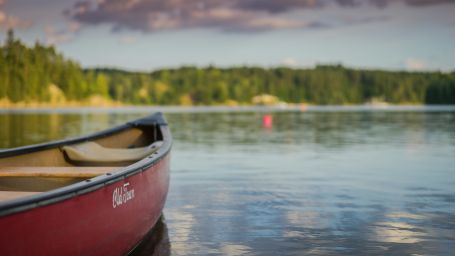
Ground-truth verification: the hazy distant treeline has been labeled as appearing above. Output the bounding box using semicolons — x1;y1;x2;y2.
1;30;454;105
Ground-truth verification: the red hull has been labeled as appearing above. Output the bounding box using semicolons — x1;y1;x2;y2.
0;155;170;256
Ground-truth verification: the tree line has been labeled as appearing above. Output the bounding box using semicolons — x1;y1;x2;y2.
1;30;454;105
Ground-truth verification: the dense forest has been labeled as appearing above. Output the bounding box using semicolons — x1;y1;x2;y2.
1;29;454;106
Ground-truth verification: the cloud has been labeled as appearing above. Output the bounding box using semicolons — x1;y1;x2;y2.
65;0;455;33
404;57;427;71
66;0;319;33
45;22;81;45
369;0;455;7
118;35;137;44
402;0;455;6
281;57;298;67
0;0;32;30
235;0;323;14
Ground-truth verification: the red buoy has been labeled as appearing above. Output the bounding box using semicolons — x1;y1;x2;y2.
262;115;273;128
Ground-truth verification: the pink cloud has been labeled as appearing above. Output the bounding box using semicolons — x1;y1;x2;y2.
0;0;32;30
45;22;81;45
404;58;427;71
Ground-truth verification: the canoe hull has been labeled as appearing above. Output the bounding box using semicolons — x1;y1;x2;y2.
0;154;170;256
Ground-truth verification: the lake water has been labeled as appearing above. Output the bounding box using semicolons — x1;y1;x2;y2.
1;106;455;256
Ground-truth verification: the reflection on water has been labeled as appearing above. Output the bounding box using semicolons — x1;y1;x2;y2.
372;221;424;244
1;107;455;255
130;216;171;256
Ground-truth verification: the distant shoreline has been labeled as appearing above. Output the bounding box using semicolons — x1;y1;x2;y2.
2;31;454;107
2;104;455;114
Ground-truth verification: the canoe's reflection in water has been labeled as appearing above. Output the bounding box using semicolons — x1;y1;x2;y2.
129;216;170;256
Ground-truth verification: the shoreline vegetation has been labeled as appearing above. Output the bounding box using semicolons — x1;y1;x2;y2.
1;29;455;108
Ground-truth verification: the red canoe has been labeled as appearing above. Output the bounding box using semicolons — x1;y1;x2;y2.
0;113;171;256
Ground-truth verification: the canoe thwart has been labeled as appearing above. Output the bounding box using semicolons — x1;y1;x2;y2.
62;141;163;166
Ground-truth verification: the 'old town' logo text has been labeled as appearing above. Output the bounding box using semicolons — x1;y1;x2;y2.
112;183;135;208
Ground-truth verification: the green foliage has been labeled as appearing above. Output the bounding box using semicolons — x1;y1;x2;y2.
0;30;454;105
0;29;88;102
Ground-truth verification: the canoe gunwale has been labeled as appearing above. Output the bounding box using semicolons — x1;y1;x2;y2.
0;112;172;217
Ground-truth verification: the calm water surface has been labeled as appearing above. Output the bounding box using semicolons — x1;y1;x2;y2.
1;107;455;255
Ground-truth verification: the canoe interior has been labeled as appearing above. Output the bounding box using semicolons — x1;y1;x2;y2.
0;123;163;201
0;177;87;192
0;128;150;166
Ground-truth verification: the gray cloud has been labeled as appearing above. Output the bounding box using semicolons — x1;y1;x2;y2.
66;0;324;32
404;0;455;6
370;0;455;7
235;0;323;14
66;0;455;33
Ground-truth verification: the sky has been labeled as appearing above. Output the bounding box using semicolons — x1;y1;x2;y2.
0;0;454;72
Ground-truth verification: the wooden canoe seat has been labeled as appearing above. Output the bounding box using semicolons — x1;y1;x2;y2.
0;191;40;202
62;141;163;166
0;167;114;178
